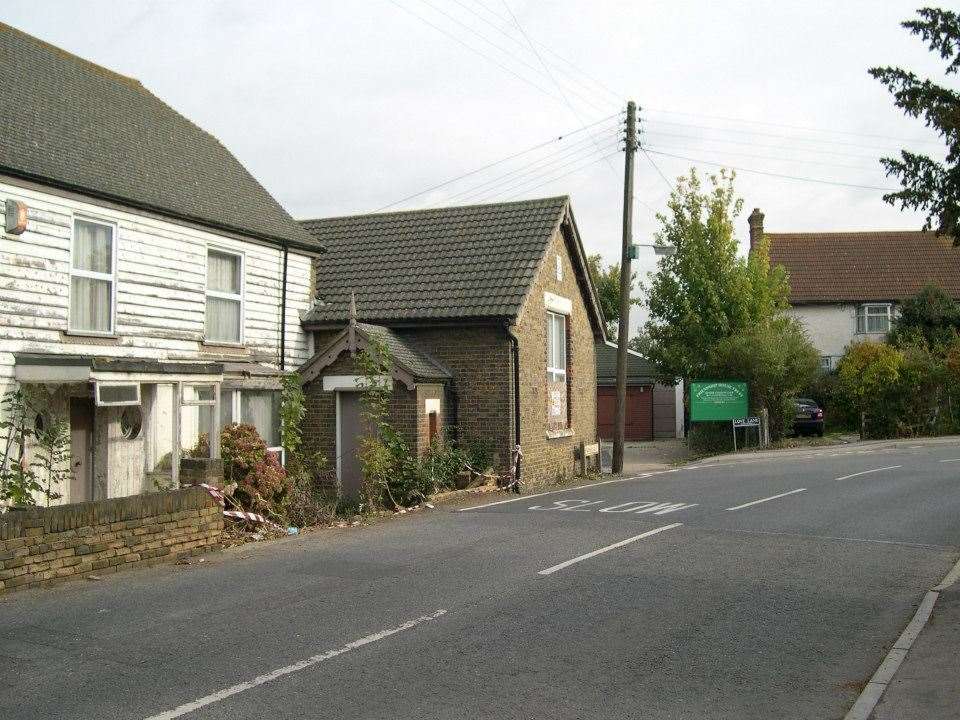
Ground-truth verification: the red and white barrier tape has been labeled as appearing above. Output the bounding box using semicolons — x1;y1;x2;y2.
194;484;281;530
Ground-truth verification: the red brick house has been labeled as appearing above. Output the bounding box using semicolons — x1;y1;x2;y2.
297;197;606;494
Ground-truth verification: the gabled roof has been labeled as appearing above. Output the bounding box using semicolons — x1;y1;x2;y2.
767;230;960;304
300;196;604;334
299;322;451;388
595;341;656;385
0;23;319;252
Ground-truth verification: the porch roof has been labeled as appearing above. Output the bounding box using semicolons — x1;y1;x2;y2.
13;353;224;383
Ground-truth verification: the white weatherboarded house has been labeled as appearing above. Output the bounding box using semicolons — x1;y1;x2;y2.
0;23;322;503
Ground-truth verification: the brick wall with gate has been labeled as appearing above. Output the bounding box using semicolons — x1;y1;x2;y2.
0;487;222;594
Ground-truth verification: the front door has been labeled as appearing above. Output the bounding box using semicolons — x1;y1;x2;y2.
69;397;95;503
337;392;371;498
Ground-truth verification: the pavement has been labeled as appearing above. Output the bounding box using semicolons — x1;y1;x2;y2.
2;437;960;719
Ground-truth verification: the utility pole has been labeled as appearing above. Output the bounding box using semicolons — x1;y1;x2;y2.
612;101;637;474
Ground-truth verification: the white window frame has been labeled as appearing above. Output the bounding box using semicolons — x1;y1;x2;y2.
546;311;567;384
181;384;217;406
69;215;118;335
856;303;891;334
94;382;141;407
205;247;245;345
220;388;284;461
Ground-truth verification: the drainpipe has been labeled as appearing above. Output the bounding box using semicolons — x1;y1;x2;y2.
506;324;522;486
279;245;289;371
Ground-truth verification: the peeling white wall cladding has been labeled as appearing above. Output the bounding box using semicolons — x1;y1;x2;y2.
786;304;890;358
0;179;314;379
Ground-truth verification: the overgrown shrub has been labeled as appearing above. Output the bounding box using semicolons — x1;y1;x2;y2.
237;451;291;513
220;423;267;483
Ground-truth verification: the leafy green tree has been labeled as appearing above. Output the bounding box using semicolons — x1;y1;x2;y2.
837;341;905;438
888;283;960;351
869;8;960;238
640;169;790;384
586;254;638;339
708;318;820;438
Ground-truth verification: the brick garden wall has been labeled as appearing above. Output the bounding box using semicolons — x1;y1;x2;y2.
0;487;222;594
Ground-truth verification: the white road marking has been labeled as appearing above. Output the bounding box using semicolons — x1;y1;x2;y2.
142;609;447;720
459;472;660;511
537;523;682;576
939;458;960;463
725;488;806;511
834;465;902;481
529;499;698;515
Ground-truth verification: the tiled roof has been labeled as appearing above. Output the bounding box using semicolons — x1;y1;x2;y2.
357;323;451;381
767;231;960;304
595;341;656;385
0;23;317;250
300;197;571;324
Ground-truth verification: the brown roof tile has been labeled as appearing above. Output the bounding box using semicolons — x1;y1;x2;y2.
767;231;960;304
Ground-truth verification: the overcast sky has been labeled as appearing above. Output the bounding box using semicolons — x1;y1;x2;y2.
1;1;951;331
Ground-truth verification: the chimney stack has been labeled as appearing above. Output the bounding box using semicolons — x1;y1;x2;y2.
748;208;765;253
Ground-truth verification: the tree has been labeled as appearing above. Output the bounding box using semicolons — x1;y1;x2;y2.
869;8;960;239
639;169;790;384
586;254;638;339
837;341;905;438
708;318;820;438
888;283;960;351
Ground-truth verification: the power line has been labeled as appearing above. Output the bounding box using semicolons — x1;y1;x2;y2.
458;140;620;204
373;111;621;211
643;106;944;147
643;118;915;153
388;0;564;104
641;127;887;162
416;0;607;115
447;0;617;111
478;150;621;203
644;142;882;173
465;0;623;103
434;124;620;205
643;149;899;192
641;148;674;193
499;0;618;174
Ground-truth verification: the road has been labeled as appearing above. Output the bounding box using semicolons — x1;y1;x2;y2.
2;440;959;719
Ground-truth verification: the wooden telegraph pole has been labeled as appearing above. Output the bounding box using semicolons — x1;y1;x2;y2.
612;101;637;474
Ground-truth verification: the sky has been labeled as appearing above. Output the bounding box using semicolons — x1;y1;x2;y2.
1;1;952;334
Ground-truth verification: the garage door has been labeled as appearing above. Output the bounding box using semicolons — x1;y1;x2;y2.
597;385;653;441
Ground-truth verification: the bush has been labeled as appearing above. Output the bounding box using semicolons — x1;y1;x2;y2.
237;451;291;513
220;423;267;483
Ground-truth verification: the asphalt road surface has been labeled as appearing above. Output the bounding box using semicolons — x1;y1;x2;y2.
2;441;960;719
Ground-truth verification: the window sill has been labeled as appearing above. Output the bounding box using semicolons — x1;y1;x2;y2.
200;341;250;354
546;428;575;439
61;330;121;345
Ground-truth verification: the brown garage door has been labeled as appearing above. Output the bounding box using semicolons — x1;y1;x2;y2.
597;385;653;441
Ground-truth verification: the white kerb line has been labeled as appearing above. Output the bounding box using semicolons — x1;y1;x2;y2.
834;465;902;481
538;523;682;576
725;487;806;511
142;609;447;720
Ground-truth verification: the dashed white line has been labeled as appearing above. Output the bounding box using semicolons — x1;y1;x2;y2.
835;465;902;481
939;458;960;463
142;609;447;720
725;488;806;511
538;523;682;576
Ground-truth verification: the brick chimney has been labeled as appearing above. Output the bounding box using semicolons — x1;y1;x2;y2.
748;208;764;253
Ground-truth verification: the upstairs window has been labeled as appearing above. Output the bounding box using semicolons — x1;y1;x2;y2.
856;304;891;334
70;218;115;334
546;311;570;431
206;249;243;343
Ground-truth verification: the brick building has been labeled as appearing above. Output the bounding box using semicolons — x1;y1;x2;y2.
298;197;606;493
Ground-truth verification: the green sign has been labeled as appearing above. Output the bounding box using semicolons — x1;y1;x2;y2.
690;381;749;421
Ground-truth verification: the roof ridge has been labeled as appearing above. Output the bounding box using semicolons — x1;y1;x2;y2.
297;195;569;224
0;21;146;92
767;229;934;237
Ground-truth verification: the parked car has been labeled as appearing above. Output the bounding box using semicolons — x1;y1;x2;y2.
792;398;824;437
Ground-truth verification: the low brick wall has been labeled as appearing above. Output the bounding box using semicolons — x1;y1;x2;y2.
0;487;222;594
